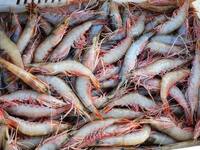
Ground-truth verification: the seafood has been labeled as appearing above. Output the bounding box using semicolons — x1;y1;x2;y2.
49;20;102;62
160;69;190;113
0;109;71;136
110;1;122;30
10;13;22;43
31;60;100;89
120;32;153;81
92;125;151;146
0;58;49;93
0;30;24;68
17;14;39;53
142;116;193;141
34;17;70;63
156;0;189;34
151;35;184;46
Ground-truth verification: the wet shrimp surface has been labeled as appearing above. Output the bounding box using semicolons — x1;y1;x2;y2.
0;0;200;149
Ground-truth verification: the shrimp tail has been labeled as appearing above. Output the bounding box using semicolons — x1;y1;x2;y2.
0;108;17;127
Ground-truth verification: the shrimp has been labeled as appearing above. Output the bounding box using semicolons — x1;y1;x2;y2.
148;0;177;6
151;35;185;46
110;1;122;30
186;50;200;121
104;92;157;113
17;14;39;53
142;116;193;141
120;32;153;81
145;15;167;32
0;30;24;68
131;58;189;79
75;36;102;118
64;118;133;149
128;13;145;37
144;78;191;122
77;121;140;148
101;108;143;119
31;60;100;89
0;90;66;108
0;58;49;93
36;131;69;150
147;131;176;145
49;20;101;62
146;41;183;55
160;69;190;113
4;104;68;119
156;0;189;34
37;75;90;119
98;35;132;68
92;125;151;146
0;109;71;136
22;34;41;66
34;17;70;63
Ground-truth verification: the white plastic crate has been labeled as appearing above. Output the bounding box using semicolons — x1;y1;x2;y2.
0;0;68;12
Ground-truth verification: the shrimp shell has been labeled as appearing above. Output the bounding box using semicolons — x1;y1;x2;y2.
156;0;189;34
0;58;49;93
31;60;100;89
0;30;24;68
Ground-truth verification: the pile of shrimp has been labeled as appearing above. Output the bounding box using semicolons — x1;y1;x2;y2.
0;0;200;149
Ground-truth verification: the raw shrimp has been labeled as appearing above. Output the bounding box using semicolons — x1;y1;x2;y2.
120;32;153;81
92;125;151;146
146;41;183;55
34;17;70;63
17;14;39;53
98;35;132;68
0;58;49;93
104;92;157;112
0;90;66;108
4;104;68;119
148;0;177;6
0;109;71;136
76;36;102;118
49;20;101;62
131;58;189;79
147;131;176;145
142;116;193;141
160;69;190;113
37;75;90;119
151;35;184;46
186;50;200;121
36;131;69;150
128;13;145;37
31;60;100;89
110;1;122;30
156;0;189;34
145;15;167;32
17;137;42;150
0;30;24;68
22;35;41;65
100;108;143;119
